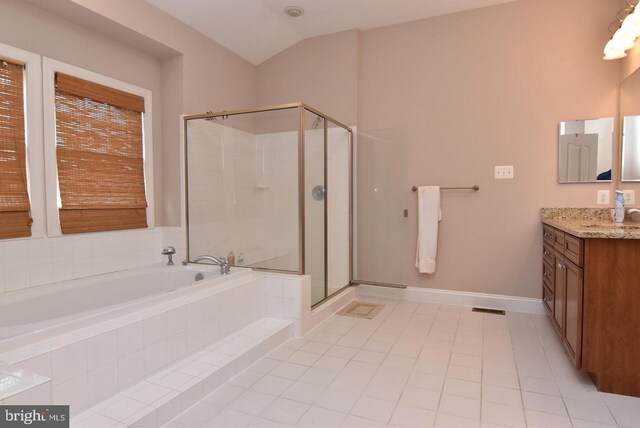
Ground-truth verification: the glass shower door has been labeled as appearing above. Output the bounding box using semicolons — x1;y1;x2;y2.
304;110;326;305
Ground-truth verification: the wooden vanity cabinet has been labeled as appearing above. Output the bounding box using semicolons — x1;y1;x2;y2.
542;224;640;397
541;226;584;369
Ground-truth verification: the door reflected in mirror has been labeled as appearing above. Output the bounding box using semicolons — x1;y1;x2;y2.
622;116;640;181
558;118;613;183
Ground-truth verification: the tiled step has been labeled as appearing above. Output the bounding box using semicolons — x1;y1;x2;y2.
71;318;292;427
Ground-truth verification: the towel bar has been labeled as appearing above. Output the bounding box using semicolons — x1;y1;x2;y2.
411;185;479;192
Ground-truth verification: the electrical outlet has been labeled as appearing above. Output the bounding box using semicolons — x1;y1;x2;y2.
622;190;636;206
494;165;514;179
597;190;610;205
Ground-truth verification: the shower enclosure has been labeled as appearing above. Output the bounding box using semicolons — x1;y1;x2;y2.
184;103;352;306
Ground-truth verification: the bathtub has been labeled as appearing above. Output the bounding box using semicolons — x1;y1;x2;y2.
0;263;242;351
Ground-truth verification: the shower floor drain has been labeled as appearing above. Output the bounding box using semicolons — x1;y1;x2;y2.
337;301;385;319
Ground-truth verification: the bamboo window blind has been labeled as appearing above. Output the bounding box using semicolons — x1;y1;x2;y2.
0;59;32;239
54;73;148;234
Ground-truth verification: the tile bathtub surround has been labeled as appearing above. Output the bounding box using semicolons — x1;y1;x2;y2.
168;298;640;428
0;270;311;417
0;227;173;294
0;271;264;415
70;319;293;427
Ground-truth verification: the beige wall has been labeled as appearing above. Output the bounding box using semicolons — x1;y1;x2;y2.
257;0;621;298
68;0;258;226
4;0;627;298
359;0;619;298
0;0;166;222
257;30;359;126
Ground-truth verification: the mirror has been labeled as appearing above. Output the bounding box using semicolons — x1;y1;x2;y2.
558;118;613;183
621;68;640;182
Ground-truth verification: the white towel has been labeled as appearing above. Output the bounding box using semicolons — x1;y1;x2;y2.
415;186;441;274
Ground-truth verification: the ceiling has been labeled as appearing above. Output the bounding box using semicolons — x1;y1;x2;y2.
145;0;519;65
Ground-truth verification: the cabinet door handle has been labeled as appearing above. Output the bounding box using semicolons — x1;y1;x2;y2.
544;232;552;237
544;251;550;257
558;263;565;270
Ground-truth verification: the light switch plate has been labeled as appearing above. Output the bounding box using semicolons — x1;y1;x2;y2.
597;190;610;205
622;190;636;206
494;165;514;179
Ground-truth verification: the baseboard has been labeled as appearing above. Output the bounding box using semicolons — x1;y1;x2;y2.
358;284;545;314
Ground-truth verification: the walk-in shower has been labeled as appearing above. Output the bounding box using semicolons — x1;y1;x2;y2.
184;103;353;306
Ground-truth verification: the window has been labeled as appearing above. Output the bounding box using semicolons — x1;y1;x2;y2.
43;58;154;235
0;43;43;241
0;59;31;238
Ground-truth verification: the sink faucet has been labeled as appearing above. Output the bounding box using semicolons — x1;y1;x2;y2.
161;246;176;265
193;255;231;275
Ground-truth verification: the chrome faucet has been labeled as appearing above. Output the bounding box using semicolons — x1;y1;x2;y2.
161;246;176;265
193;255;231;275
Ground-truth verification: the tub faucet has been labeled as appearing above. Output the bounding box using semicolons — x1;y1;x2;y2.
193;255;231;275
161;246;176;265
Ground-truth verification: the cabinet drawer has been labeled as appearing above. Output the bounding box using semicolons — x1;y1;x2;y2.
543;243;554;266
553;229;566;252
543;260;554;287
564;234;584;267
543;284;553;316
543;225;555;244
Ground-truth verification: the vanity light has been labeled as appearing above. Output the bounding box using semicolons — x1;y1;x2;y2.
604;2;640;60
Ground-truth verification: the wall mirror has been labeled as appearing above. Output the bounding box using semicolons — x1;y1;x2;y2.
558;118;613;183
620;67;640;182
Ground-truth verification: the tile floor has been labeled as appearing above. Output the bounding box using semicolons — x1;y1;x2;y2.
166;298;640;427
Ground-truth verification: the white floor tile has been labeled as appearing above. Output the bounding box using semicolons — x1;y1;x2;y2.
521;390;567;416
434;412;479;428
269;362;307;380
443;378;481;400
438;394;481;421
350;396;396;423
481;401;526;428
170;299;639;428
482;384;523;408
207;408;254;427
297;406;346;427
260;397;309;425
341;414;388;427
251;374;293;396
315;387;360;413
229;389;277;416
399;385;441;410
524;409;573;428
280;381;325;404
564;398;617;425
391;405;437;428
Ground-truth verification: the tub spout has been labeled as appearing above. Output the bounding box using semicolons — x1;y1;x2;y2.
161;246;176;265
193;255;231;275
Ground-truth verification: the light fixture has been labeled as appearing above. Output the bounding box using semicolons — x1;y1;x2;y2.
284;6;304;18
604;2;640;60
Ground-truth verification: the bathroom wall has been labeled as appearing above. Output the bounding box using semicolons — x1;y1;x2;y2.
257;0;621;298
28;0;259;226
360;0;619;298
0;0;254;293
257;30;359;127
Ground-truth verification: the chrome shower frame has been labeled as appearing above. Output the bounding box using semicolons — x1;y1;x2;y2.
183;103;354;307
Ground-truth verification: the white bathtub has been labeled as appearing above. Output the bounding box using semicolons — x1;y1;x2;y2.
0;263;237;350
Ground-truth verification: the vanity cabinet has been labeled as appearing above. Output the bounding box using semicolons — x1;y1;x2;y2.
542;223;640;397
542;225;583;369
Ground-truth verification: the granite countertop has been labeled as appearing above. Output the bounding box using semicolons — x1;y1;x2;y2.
541;208;640;239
